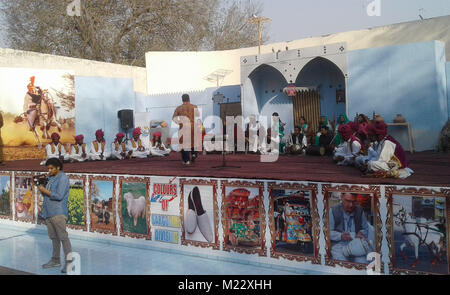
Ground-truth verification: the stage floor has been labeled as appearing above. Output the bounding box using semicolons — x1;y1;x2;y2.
2;151;450;187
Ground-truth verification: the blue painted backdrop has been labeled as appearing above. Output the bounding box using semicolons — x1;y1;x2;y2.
75;77;135;144
446;62;450;119
347;40;448;151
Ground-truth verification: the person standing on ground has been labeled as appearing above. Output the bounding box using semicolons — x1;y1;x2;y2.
32;157;72;273
172;94;200;165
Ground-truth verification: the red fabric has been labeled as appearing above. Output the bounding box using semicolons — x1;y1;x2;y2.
153;132;162;138
74;135;84;142
116;133;125;139
3;152;449;187
51;133;60;140
338;124;352;141
367;122;387;141
95;129;104;137
133;128;141;136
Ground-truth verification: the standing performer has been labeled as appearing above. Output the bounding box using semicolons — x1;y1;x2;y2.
128;127;149;158
40;133;69;165
111;133;131;160
89;129;110;161
172;94;200;165
69;135;88;163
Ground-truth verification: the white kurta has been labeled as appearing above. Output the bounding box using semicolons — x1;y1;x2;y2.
367;139;412;178
150;141;171;157
110;141;129;160
88;141;110;161
127;139;149;158
247;122;260;153
355;142;380;168
333;139;361;166
40;143;69;165
69;144;88;162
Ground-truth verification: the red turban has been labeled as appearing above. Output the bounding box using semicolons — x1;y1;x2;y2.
51;133;60;140
153;132;162;138
74;135;84;142
132;128;141;136
338;124;352;141
116;133;125;139
367;121;387;141
95;129;104;137
348;122;359;133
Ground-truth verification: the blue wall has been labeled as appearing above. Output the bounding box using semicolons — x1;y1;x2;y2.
249;65;293;133
75;77;135;144
296;57;346;121
446;62;450;119
347;41;448;151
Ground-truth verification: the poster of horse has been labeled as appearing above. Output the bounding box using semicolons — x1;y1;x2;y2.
0;68;75;160
389;193;448;275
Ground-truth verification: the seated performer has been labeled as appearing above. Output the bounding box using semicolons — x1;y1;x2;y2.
150;132;171;157
334;113;349;146
111;133;131;160
364;121;413;178
314;115;332;146
286;126;308;155
128;127;149;158
333;123;362;166
40;132;69;165
307;126;334;156
354;124;380;171
245;115;261;153
69;134;88;163
298;116;308;135
89;129;110;161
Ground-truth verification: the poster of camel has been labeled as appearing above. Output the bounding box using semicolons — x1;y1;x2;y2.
0;68;75;161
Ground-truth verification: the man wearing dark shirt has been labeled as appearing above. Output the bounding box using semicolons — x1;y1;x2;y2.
306;126;334;156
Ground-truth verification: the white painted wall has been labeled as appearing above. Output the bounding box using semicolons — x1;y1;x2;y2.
0;48;147;94
146;15;450;95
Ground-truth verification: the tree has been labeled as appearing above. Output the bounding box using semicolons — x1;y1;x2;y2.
0;0;268;67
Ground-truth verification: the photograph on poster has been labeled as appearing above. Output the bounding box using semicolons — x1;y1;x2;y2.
67;178;86;229
223;184;265;254
89;180;115;234
272;189;314;256
182;184;217;245
392;194;448;274
0;68;75;161
15;175;34;221
327;191;375;265
0;175;11;218
120;181;149;237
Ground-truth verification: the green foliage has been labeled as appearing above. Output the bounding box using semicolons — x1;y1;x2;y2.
68;187;85;226
0;189;10;216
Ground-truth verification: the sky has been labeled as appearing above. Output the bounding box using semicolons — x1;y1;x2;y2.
0;1;449;48
260;0;450;43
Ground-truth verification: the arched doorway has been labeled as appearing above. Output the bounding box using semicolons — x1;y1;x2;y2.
294;57;346;134
248;64;292;132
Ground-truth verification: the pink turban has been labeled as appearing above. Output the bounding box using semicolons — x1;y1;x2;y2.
51;133;60;140
132;128;141;136
116;133;125;139
74;135;84;142
153;132;161;138
95;129;104;138
338;124;353;141
367;121;387;141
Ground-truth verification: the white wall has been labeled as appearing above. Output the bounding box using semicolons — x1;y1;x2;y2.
146;15;450;95
0;48;147;94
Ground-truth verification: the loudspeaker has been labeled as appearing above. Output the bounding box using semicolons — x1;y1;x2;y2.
118;109;134;130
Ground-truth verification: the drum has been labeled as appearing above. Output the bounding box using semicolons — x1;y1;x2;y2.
342;238;374;257
306;146;325;156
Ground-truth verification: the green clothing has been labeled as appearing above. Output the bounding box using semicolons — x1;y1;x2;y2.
334;113;349;146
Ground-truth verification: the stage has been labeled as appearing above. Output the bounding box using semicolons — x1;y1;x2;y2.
2;151;449;186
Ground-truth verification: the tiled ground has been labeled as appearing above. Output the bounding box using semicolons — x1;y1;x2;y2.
0;226;329;275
